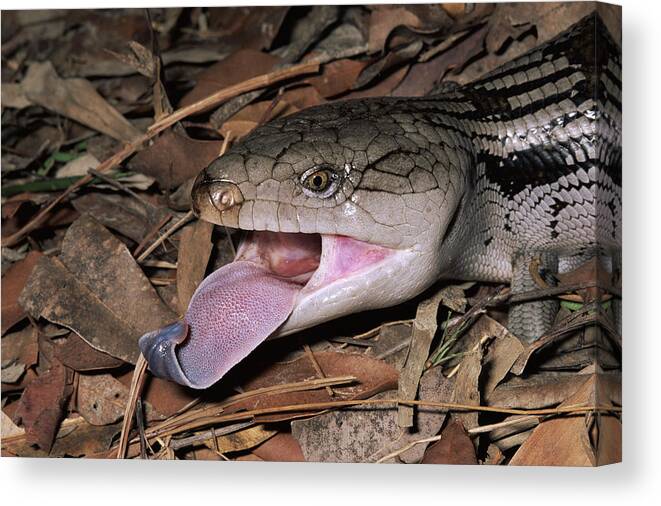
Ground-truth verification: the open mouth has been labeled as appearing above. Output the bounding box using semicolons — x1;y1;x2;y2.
139;230;397;389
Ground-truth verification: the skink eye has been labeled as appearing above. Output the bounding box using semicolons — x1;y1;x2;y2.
300;165;341;198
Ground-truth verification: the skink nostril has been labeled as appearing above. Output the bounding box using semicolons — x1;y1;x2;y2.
208;181;244;213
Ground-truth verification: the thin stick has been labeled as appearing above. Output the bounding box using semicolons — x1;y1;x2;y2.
133;214;173;257
168;421;255;450
1;61;320;248
87;167;152;208
374;434;444;463
116;354;148;459
467;415;540;435
303;344;334;397
137;210;194;263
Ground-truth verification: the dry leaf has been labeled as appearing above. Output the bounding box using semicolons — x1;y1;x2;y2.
130;130;223;189
179;48;282;109
421;417;477;465
176;219;215;313
224;351;399;423
52;332;125;372
479;316;525;397
252;432;305;462
398;287;446;427
19;215;177;363
1;251;43;335
76;373;130;426
204;424;277;454
20;61;141;142
13;358;73;452
509;374;621;466
306;59;369;98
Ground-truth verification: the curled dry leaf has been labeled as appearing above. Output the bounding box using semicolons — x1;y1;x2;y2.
206;6;290;53
478;316;525;397
367;4;454;53
203;424;277;455
19;215;177;364
486;373;594;409
220;85;326;139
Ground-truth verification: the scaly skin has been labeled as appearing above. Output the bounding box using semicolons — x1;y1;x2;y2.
191;13;621;342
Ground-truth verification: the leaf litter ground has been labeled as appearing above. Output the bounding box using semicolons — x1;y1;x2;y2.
1;3;621;464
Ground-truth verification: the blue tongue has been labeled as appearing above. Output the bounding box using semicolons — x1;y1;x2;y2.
139;261;301;389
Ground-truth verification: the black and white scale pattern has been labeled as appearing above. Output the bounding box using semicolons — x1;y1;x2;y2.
200;12;621;286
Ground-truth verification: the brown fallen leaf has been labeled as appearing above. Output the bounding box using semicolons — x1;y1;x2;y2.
71;192;170;244
206;7;289;53
19;215;177;363
367;5;454;53
179;48;282;109
220;85;327;140
451;338;485;432
398;288;445;427
354;40;423;90
130;130;223;189
20;61;141;142
3;416;122;458
76;373;131;426
118;372;198;419
1;326;38;384
52;332;125;372
341;65;409;100
12;358;73;452
421;417;477;465
509;374;621;466
479;316;525;397
224;351;399;423
392;24;488;97
1;250;43;335
306;59;369;98
176;219;215;313
252;432;305;462
486;373;600;409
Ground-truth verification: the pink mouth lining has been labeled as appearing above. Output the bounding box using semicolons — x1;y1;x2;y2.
139;231;395;389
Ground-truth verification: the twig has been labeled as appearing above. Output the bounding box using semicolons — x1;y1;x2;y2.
133;214;173;258
303;344;334;397
168;421;255;450
374;434;444;463
87;168;152;208
467;415;540;435
1;60;320;248
116;354;148;459
136;210;194;263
